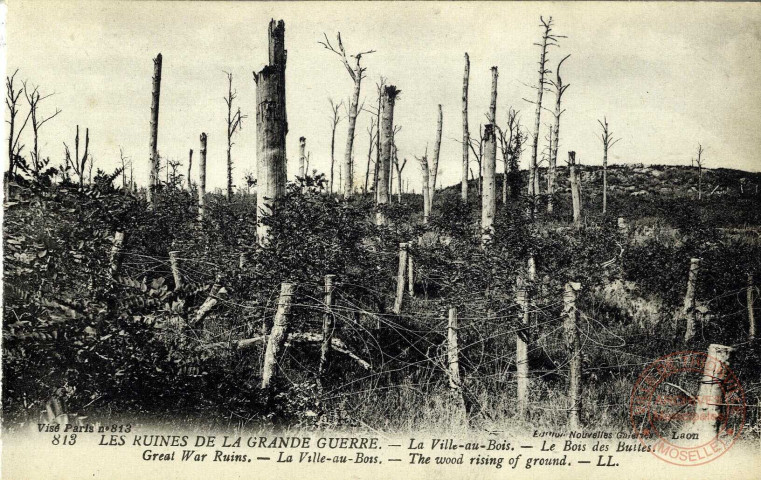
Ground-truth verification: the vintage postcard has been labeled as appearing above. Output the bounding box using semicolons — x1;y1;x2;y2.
2;1;760;479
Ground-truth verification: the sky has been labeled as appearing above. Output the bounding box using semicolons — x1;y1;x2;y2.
4;1;761;193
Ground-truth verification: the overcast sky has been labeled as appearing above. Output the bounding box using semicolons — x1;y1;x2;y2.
5;1;761;192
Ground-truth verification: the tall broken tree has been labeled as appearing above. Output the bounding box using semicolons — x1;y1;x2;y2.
693;143;705;201
376;85;400;225
482;124;497;244
364;117;376;194
254;20;288;245
320;33;375;198
462;53;470;202
527;17;564;217
430;104;443;206
416;146;430;224
186;149;193;192
224;72;246;200
148;53;162;205
328;98;343;193
548;55;570;214
598;116;620;215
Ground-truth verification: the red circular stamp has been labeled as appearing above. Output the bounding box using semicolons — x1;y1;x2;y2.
629;348;746;466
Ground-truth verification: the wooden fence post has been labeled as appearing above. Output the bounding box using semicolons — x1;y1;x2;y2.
319;275;336;383
393;243;409;314
261;282;294;391
516;276;530;419
169;251;183;290
407;252;415;297
109;231;125;281
692;344;734;439
563;281;582;430
748;273;756;339
447;307;461;390
683;257;701;342
447;307;472;424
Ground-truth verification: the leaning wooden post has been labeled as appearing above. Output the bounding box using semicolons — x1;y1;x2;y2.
261;282;294;391
109;231;125;281
563;281;582;430
168;251;183;290
393;243;409;314
515;276;530;419
683;257;701;343
692;344;735;439
147;53;162;205
319;275;336;383
748;273;756;339
197;133;207;221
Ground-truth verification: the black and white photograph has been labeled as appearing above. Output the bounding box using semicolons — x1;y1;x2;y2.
2;1;760;478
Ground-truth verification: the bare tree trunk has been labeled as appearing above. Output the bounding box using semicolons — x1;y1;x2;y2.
683;257;701;343
569;151;581;227
254;20;287;245
376;85;399;225
462;53;470;202
418;154;430;223
187;149;193;192
563;281;582;430
197;133;207;221
261;282;294;392
343;73;361;198
298;136;306;179
488;66;498;123
148;53;162;205
364;124;373;195
481;124;497;244
430;104;443;205
529;20;555;217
